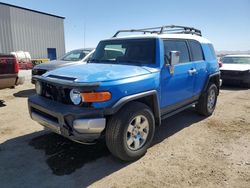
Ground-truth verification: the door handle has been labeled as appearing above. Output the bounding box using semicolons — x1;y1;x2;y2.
188;68;197;75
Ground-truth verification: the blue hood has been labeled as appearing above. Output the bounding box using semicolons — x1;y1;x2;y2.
43;63;151;83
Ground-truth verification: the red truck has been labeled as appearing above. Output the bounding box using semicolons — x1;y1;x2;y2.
0;54;25;89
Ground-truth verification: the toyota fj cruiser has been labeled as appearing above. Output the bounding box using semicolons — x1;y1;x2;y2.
28;25;220;161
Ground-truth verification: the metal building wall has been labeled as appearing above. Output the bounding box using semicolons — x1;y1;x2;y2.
0;5;13;53
0;4;65;59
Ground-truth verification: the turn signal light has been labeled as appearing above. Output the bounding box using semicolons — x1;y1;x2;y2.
81;92;111;102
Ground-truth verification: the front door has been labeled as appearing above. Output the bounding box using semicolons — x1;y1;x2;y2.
160;39;196;113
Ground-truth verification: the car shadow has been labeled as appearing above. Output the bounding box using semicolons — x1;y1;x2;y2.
0;108;206;187
0;100;6;107
13;89;35;98
153;108;205;145
29;133;111;176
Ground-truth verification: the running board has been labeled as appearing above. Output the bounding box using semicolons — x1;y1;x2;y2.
161;102;197;120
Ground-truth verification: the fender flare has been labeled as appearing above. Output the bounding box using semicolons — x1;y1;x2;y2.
104;90;161;125
202;71;220;94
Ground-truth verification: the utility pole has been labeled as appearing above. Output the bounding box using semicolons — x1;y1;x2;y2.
83;23;86;48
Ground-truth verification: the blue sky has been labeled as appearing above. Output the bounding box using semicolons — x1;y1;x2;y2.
2;0;250;52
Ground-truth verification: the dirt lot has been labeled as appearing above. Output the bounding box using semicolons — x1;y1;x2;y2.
0;72;250;188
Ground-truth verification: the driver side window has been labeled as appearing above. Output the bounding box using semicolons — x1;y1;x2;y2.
164;40;190;64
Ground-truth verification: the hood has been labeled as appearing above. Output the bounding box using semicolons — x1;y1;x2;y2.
220;64;250;71
43;63;151;83
34;60;84;71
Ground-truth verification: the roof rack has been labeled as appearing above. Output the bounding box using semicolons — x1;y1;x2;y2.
113;25;202;37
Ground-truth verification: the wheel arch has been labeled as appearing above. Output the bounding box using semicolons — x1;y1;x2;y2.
105;90;161;126
202;71;220;95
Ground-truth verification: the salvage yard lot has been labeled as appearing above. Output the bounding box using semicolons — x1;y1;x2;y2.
0;71;250;188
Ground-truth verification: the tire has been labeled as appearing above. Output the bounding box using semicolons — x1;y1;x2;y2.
195;83;218;116
105;101;155;161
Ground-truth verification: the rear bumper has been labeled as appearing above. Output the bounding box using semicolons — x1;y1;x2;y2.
16;76;25;85
28;95;106;143
0;74;17;89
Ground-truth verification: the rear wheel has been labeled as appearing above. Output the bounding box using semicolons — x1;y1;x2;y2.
196;83;218;116
105;101;155;161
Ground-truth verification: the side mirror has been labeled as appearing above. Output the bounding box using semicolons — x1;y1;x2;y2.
170;51;180;66
168;51;180;75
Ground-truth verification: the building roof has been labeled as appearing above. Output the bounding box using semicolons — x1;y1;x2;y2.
0;2;65;19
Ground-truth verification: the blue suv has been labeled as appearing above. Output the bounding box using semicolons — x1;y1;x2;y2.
28;25;220;161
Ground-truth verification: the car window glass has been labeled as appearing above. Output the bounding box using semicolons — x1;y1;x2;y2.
222;57;250;64
208;44;216;60
103;45;125;60
61;50;85;61
189;40;204;61
92;39;156;64
164;40;190;64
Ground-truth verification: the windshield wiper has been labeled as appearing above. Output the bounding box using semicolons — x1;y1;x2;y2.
117;60;145;65
88;59;101;63
89;59;118;63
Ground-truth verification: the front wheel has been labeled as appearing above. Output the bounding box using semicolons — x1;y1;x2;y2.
105;101;155;161
196;83;218;116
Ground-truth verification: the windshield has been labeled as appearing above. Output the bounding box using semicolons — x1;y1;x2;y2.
90;38;156;64
60;50;88;61
221;56;250;64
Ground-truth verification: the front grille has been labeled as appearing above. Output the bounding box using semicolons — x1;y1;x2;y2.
41;82;72;104
32;69;47;76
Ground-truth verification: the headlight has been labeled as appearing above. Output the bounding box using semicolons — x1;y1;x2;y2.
35;81;42;95
70;89;82;105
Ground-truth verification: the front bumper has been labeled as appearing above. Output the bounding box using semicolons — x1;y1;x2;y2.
28;95;106;143
220;70;250;85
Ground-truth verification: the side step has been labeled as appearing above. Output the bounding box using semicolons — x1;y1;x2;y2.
161;102;197;120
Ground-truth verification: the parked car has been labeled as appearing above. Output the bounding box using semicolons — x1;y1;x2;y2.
11;51;33;70
28;25;220;161
0;54;25;89
220;55;250;87
31;48;94;83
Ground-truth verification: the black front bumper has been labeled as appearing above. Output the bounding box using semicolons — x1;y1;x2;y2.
221;70;250;85
28;95;105;143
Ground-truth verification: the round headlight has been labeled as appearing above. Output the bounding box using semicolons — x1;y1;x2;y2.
70;89;82;105
35;81;42;95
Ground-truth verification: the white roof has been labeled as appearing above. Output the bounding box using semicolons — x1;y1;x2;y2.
223;54;250;57
109;33;212;44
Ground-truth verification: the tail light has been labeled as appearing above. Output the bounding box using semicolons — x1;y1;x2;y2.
14;57;19;73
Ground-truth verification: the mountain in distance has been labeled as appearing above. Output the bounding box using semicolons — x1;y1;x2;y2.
216;50;250;56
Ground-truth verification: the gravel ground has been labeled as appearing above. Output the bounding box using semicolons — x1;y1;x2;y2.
0;71;249;188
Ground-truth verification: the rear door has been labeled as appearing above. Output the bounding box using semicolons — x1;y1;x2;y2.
187;40;207;96
160;39;197;113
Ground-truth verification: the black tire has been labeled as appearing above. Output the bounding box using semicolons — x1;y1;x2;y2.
105;101;155;161
195;83;218;116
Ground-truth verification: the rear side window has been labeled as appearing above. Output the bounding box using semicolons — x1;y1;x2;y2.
208;44;216;60
164;40;190;64
188;40;204;61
